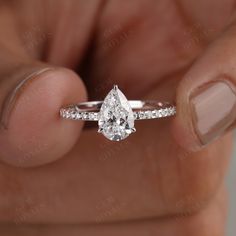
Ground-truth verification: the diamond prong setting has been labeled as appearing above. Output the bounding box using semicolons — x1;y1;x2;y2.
98;128;103;133
98;85;135;141
131;127;136;133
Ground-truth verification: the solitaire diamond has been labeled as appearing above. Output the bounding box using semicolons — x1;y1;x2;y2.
98;85;135;141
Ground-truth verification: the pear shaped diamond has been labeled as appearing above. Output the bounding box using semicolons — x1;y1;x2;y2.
98;85;135;141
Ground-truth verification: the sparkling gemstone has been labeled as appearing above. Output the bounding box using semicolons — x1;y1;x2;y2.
71;111;77;119
152;110;157;118
82;112;89;120
98;85;135;141
139;111;145;119
145;111;152;119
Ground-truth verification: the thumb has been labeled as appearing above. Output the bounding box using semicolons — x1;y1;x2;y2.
0;48;87;167
172;20;236;151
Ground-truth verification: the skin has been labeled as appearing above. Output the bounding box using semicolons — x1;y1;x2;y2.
0;0;235;235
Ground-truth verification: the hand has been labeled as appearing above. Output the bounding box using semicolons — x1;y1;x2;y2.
0;0;234;235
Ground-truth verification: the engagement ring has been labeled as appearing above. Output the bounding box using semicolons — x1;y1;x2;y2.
60;85;176;141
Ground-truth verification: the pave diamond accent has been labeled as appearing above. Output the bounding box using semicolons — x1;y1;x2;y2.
60;108;99;121
134;107;176;120
60;106;176;121
98;85;135;141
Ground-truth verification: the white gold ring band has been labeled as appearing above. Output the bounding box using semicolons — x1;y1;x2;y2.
60;101;176;121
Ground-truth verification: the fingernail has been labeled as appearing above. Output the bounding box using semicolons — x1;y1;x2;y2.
190;80;236;146
0;67;54;129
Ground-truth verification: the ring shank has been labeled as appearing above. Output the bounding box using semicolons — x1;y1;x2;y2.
60;100;176;121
